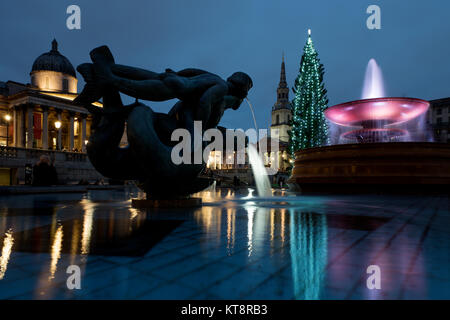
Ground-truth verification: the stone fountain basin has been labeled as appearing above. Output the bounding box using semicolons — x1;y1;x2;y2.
325;97;430;127
288;142;450;193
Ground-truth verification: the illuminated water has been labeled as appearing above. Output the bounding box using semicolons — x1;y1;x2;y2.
247;144;272;197
245;98;258;133
362;59;385;99
244;98;272;197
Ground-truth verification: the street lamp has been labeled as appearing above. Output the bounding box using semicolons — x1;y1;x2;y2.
54;120;62;150
4;114;11;147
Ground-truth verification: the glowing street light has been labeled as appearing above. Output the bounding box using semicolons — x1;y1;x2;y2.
54;120;62;150
4;114;11;146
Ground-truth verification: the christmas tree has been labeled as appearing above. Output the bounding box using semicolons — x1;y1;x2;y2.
289;29;329;155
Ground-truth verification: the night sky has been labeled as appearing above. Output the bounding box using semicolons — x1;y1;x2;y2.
1;0;449;131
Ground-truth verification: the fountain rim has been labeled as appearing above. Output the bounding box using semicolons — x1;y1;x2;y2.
341;127;408;139
325;97;430;127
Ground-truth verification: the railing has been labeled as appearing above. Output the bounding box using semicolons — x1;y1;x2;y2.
0;146;88;162
0;146;18;158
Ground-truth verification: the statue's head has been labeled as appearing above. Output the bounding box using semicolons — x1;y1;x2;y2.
226;72;253;109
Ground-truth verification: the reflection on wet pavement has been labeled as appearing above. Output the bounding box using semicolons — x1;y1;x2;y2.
0;187;448;299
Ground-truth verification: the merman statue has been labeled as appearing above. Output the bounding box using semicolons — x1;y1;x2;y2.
74;46;252;201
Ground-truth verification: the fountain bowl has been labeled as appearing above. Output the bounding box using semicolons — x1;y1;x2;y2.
325;97;430;127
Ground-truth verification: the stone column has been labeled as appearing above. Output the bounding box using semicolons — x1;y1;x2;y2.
26;105;34;149
42;106;49;149
12;107;17;147
69;112;75;151
18;105;26;148
81;115;87;152
57;111;62;150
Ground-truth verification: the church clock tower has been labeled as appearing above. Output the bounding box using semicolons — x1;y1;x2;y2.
270;55;292;142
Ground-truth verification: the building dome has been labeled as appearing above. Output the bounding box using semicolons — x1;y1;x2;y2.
31;39;76;77
30;39;77;93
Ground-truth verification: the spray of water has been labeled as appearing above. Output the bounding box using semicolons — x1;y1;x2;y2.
247;144;272;197
244;98;272;197
362;59;385;99
245;98;259;133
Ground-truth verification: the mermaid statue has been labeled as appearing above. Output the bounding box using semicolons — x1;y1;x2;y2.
74;46;252;199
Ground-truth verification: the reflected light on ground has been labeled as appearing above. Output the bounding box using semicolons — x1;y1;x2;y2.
226;208;235;255
289;210;328;299
246;206;256;257
270;209;275;243
195;207;213;233
70;220;81;265
49;225;63;280
81;199;95;255
0;229;14;280
281;208;286;243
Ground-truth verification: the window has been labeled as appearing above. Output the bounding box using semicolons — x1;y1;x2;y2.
437;108;442;115
437;118;442;124
62;79;69;92
276;115;280;124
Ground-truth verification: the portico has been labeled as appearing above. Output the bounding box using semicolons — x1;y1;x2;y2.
4;91;92;152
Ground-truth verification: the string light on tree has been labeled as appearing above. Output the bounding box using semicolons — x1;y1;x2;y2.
289;29;329;155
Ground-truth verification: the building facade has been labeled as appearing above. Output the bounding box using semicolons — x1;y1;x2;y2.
0;39;103;185
428;97;450;143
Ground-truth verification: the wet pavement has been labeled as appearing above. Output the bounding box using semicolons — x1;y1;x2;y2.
0;187;448;299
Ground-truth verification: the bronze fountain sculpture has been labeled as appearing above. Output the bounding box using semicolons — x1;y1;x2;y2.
74;46;252;205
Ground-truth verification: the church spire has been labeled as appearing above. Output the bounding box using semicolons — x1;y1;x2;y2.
273;54;290;111
279;52;287;88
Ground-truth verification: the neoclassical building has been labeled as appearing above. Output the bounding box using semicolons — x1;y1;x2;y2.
0;39;102;185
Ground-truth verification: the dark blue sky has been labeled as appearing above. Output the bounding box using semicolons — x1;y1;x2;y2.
1;0;449;131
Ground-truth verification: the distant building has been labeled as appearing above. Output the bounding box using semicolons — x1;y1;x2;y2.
428;97;450;143
268;55;292;173
0;39;103;185
270;55;292;143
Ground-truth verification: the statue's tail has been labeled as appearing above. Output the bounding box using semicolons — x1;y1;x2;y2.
73;46;114;103
73;63;103;107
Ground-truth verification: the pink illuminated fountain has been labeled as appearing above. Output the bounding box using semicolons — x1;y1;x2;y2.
325;59;430;143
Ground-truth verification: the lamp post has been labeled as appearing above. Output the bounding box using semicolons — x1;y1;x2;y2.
54;120;62;150
4;114;11;147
